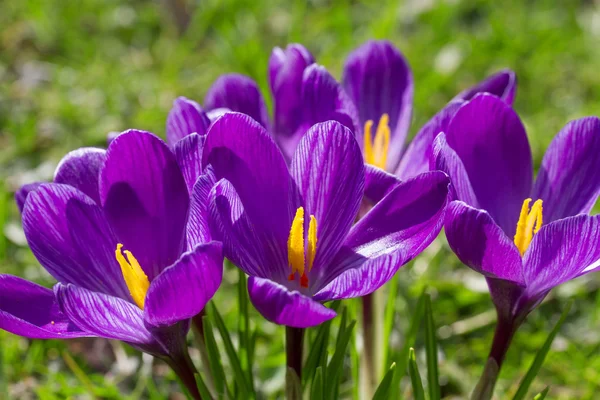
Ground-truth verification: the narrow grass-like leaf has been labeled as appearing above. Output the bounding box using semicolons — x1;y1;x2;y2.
383;274;399;369
533;387;550;400
303;317;332;386
202;316;229;399
325;319;356;399
372;362;396;400
285;367;302;400
210;302;252;398
310;366;324;400
237;269;255;393
194;373;213;400
408;348;425;400
424;294;440;400
512;302;572;400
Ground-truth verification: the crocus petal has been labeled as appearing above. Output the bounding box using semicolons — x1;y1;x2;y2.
0;275;87;339
203;113;292;244
269;44;315;138
532;117;600;222
454;69;517;105
15;182;43;213
445;94;532;236
248;277;336;328
343;40;413;171
430;133;479;207
23;184;129;299
55;283;155;346
204;74;270;129
290;121;364;270
396;101;463;180
100;130;189;280
523;215;600;297
315;172;449;296
54;148;106;205
144;242;223;327
444;201;524;284
363;164;402;205
173;133;206;194
166;97;211;145
277;65;359;161
187;166;216;248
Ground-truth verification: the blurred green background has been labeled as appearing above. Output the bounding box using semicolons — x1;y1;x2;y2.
2;0;600;398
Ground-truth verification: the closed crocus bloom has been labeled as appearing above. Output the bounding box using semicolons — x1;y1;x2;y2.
432;93;600;397
202;113;449;328
4;130;223;399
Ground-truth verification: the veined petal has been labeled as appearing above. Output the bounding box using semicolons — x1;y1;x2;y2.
23;184;129;299
454;69;517;105
100;130;189;280
15;182;43;213
204;74;270;129
166;97;211;145
290;121;364;271
523;215;600;297
445;94;532;236
343;40;413;170
187;166;216;248
445;201;524;284
54;148;106;205
396;101;463;179
0;275;87;339
248;277;335;328
532;117;600;222
173;133;206;194
144;242;223;327
363;164;402;205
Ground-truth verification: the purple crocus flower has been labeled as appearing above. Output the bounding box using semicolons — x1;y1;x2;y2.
202;113;449;328
432;93;600;393
342;39;517;182
3;130;222;396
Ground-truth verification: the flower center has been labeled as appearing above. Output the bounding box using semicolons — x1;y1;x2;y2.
287;207;318;288
115;243;150;309
363;113;391;170
513;198;543;256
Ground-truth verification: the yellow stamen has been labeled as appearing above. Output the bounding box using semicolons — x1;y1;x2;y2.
116;243;150;309
513;199;543;256
363;113;391;170
307;215;318;271
287;207;305;281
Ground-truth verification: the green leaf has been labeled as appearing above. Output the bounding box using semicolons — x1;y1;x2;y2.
325;315;356;400
303;304;338;387
310;366;324;400
408;348;425;400
237;269;255;393
372;363;396;400
202;316;229;399
424;293;440;400
533;387;550;400
512;301;572;400
209;302;253;398
383;274;399;369
194;373;213;400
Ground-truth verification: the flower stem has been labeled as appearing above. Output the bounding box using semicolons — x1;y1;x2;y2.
360;291;383;398
165;344;203;400
470;317;517;400
285;326;305;381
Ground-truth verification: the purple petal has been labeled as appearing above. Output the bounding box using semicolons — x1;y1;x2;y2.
363;165;402;205
248;277;335;328
173;133;206;194
15;182;43;213
532;117;600;223
269;44;315;138
55;283;155;346
445;94;532;236
166;97;211;145
523;215;600;297
209;179;287;281
0;275;87;339
396;101;463;179
100;130;189;280
343;40;413;170
277;65;359;161
203;113;292;245
290;121;364;270
454;69;517;105
204;74;270;129
23;184;129;299
314;172;449;298
54;147;106;204
187;166;216;248
444;201;524;284
430;133;480;206
144;242;223;327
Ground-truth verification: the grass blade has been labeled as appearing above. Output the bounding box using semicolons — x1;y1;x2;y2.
325;318;356;399
202;316;229;398
237;269;255;393
424;293;440;400
408;348;425;400
310;366;324;400
194;373;213;400
533;387;550;400
372;362;396;400
383;274;399;369
512;301;572;400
